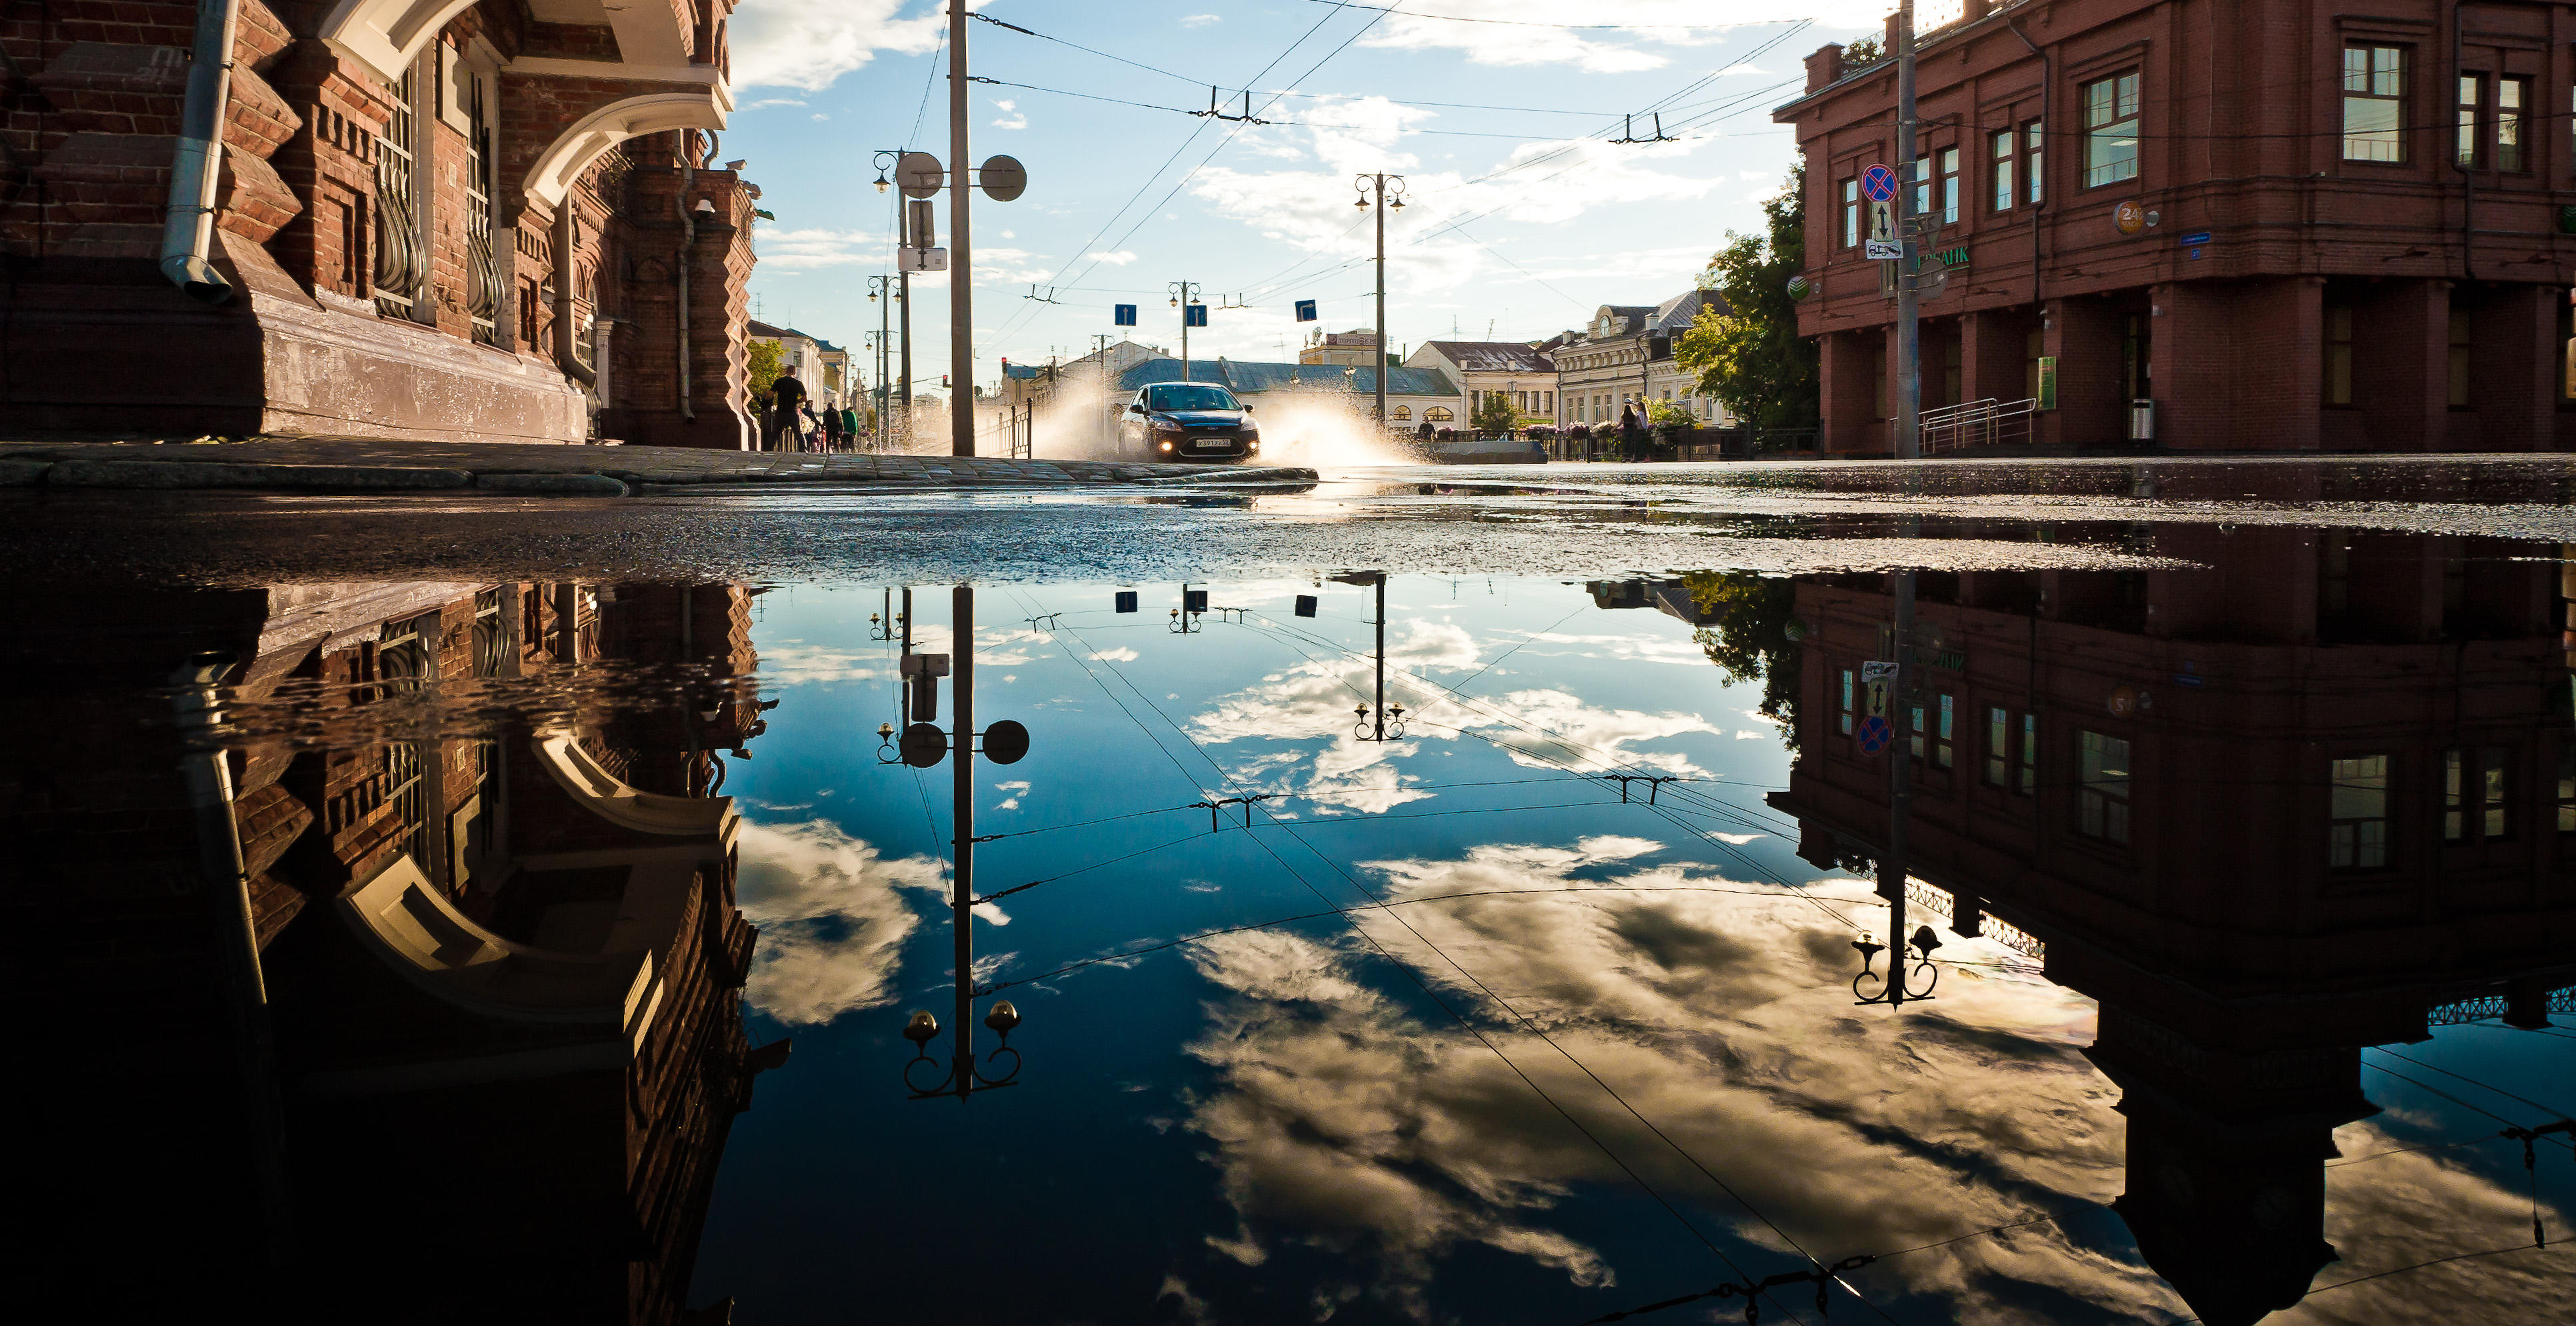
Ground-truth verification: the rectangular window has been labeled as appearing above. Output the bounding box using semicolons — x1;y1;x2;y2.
2025;121;2044;203
2082;71;2141;187
1991;129;2016;211
2457;74;2482;168
2497;77;2529;172
2449;309;2472;407
1938;147;1960;225
1842;177;1860;248
2325;304;2355;406
1985;705;2009;785
2331;755;2391;869
1839;669;1855;735
2078;730;2131;845
1913;154;1932;219
1910;703;1927;759
464;63;499;345
2483;747;2509;838
2019;713;2037;795
1933;693;1954;769
2343;45;2405;162
373;61;421;318
2558;745;2575;832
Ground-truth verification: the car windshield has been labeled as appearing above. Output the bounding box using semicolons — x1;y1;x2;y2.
1146;385;1240;412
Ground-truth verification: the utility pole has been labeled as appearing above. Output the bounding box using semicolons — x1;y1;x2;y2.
1354;173;1406;429
1169;280;1200;382
947;4;973;457
949;583;976;1081
1893;0;1921;461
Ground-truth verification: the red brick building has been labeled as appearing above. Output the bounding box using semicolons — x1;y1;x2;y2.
1765;490;2575;1319
1777;1;2576;453
1;0;757;447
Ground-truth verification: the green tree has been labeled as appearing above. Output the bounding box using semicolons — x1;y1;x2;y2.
1841;35;1883;67
1680;570;1801;743
1645;399;1695;430
1672;162;1819;433
745;337;785;407
1471;392;1517;434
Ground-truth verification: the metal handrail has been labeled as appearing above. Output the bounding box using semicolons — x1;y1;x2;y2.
1918;396;2038;453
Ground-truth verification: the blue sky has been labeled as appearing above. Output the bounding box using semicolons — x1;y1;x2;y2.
721;1;1880;397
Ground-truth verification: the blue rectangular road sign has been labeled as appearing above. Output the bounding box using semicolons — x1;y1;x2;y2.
1113;303;1137;326
1185;303;1208;327
1295;299;1317;322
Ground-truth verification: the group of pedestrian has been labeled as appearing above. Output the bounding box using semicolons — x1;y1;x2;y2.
759;367;865;453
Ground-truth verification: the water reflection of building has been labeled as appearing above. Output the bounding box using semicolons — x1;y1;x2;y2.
1768;529;2576;1326
5;581;779;1320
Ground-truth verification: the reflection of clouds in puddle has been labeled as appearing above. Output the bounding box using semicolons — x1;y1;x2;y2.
1189;623;1721;807
1177;841;2160;1317
757;641;888;683
1501;630;1714;667
1173;845;2563;1319
736;819;945;1026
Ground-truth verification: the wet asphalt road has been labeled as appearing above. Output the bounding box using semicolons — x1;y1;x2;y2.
5;455;2570;587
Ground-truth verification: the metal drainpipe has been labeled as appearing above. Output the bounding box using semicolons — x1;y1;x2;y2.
159;0;242;303
553;203;592;385
2007;20;2050;320
677;131;696;421
2454;1;2476;284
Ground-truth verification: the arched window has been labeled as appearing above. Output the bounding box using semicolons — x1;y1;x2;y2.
1425;407;1454;422
1392;405;1411;420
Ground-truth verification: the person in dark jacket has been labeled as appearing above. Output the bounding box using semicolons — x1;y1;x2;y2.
821;397;845;450
770;369;807;451
1618;404;1644;461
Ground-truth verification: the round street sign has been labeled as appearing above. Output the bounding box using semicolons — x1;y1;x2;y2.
897;151;944;199
900;721;948;767
1861;163;1898;202
1856;713;1895;755
982;719;1030;765
2107;685;2139;717
2113;199;2147;235
979;155;1027;203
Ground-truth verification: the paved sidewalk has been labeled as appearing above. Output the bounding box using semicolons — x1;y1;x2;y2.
0;436;1318;495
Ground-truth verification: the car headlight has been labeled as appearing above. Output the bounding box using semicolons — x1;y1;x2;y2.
1151;419;1184;433
1157;439;1174;452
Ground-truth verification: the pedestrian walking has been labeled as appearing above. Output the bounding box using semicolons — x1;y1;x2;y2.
1618;404;1643;462
770;368;808;452
820;397;845;451
840;403;861;451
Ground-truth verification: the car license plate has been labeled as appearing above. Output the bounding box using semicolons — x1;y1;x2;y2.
1190;437;1230;449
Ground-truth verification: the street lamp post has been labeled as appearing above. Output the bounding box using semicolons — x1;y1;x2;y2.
1353;173;1407;429
1169;280;1200;383
1331;571;1403;741
1894;0;1922;461
872;150;915;451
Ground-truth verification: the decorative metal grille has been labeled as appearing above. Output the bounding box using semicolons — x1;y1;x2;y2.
373;63;423;317
465;69;500;345
1981;914;2046;962
376;613;437;871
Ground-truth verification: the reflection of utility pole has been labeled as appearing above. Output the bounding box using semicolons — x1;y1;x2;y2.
1332;571;1405;741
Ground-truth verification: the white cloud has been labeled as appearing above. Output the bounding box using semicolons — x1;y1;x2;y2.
991;99;1027;130
1085;250;1140;265
1180;13;1220;27
810;112;830;122
734;819;946;1025
1089;647;1141;662
733;0;955;93
743;97;808;111
755;226;881;271
994;778;1031;810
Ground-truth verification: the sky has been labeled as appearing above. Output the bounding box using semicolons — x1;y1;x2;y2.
721;1;1883;399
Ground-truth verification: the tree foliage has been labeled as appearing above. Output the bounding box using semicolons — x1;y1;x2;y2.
1841;35;1884;67
1681;570;1801;743
1645;398;1695;430
1471;392;1517;434
1672;163;1819;433
745;337;785;407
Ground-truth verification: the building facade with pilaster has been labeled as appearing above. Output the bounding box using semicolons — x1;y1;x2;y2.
1775;0;2576;455
1;0;757;447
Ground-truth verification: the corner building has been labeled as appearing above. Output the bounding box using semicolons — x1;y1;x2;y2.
1;0;755;447
1776;1;2576;454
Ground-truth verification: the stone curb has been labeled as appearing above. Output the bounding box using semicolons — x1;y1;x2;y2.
45;459;475;490
0;458;53;486
476;471;634;497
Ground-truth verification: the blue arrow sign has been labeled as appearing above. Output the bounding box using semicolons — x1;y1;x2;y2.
1113;303;1137;326
1295;298;1317;322
1185;303;1208;327
1861;163;1898;202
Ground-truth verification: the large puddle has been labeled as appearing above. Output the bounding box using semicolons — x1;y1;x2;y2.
9;459;2571;1324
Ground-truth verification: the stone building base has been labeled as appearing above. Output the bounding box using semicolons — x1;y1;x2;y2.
3;235;585;443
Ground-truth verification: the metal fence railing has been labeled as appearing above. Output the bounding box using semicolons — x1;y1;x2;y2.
1919;397;2038;453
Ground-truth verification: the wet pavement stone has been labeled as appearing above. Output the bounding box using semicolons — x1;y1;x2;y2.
0;437;1317;493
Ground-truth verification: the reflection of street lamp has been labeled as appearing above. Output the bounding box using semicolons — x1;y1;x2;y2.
1852;925;1941;1005
889;585;1035;1101
1331;570;1402;741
